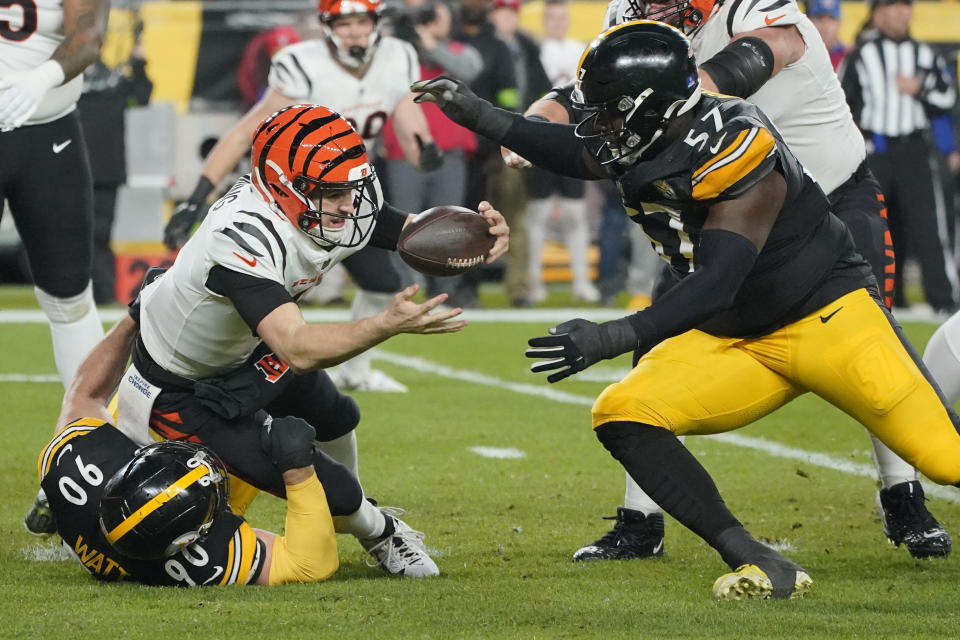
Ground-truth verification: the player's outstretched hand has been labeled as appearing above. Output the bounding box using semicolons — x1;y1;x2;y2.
382;284;467;335
525;317;639;383
477;201;509;263
411;77;513;141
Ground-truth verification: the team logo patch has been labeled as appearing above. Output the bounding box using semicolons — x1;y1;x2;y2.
652;180;677;199
254;353;290;383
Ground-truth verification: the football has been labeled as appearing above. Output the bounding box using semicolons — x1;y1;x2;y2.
397;205;495;277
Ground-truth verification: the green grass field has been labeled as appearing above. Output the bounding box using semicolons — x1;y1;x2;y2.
2;285;959;639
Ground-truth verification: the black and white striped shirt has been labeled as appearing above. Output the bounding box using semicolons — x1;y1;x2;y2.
840;32;956;137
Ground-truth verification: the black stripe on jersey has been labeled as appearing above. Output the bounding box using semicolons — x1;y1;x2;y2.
232;221;277;266
726;0;748;38
241;211;288;274
219;228;264;258
757;0;791;11
288;53;314;96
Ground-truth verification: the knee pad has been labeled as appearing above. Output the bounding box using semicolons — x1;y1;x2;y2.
322;394;360;441
34;282;96;323
312;451;364;515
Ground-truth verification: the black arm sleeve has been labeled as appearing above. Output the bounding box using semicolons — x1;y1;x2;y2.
699;37;775;98
368;202;408;250
206;265;295;333
500;116;605;180
626;229;759;354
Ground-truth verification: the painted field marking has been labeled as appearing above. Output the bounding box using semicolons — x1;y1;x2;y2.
374;351;960;505
469;446;527;459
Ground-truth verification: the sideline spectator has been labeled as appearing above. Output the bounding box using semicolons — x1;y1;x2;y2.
841;0;959;314
236;25;301;109
78;36;153;305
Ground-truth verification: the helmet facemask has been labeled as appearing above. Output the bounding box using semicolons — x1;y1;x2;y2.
289;167;380;248
322;14;381;69
618;0;710;34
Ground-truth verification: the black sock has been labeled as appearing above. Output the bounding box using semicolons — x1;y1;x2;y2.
595;421;741;548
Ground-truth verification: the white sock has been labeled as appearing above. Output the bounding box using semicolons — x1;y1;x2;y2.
333;496;387;539
34;283;104;389
336;290;395;381
924;310;960;405
624;472;662;515
870;432;917;489
317;431;360;483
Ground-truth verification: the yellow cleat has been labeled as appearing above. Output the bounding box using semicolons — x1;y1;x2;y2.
712;564;812;600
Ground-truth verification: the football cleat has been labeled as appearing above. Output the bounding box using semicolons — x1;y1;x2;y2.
878;480;951;558
361;509;439;577
24;496;57;536
572;507;665;561
331;367;408;393
713;563;813;601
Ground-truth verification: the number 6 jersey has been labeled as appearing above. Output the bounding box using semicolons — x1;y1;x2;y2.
38;419;265;586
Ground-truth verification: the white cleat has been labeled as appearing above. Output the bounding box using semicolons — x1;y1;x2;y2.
331;368;408;393
361;511;439;578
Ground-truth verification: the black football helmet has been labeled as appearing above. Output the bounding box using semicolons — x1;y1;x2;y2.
572;20;701;166
99;440;229;560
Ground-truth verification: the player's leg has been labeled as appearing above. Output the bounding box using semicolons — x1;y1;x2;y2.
266;370;439;576
331;247;408;392
591;330;811;599
7;113;104;388
780;288;960;557
525;195;552;303
924;310;960;405
557;175;598;303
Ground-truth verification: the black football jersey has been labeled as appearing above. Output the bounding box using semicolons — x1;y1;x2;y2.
39;419;266;586
611;92;873;337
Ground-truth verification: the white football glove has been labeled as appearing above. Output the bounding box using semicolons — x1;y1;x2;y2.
0;61;65;131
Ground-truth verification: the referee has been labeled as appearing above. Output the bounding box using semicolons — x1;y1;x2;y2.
840;0;959;313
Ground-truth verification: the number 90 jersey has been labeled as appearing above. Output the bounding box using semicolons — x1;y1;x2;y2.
267;36;420;146
38;419;266;586
0;0;84;124
615;92;871;337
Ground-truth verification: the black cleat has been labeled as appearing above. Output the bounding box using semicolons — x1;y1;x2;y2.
879;481;951;558
24;497;56;536
573;507;665;561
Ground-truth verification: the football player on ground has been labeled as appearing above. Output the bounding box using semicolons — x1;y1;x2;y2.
164;0;440;394
504;0;945;563
413;21;960;599
2;0;112;535
120;105;507;577
40;314;351;586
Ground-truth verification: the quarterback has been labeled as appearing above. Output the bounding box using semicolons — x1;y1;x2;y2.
40;315;350;586
121;104;507;578
414;21;960;599
166;0;439;395
512;0;941;563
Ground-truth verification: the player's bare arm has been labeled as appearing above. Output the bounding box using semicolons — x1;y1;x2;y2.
56;315;138;431
699;26;805;95
55;0;110;80
255;286;464;374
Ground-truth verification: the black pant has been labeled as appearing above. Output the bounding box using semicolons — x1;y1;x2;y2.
867;135;958;310
92;185;118;304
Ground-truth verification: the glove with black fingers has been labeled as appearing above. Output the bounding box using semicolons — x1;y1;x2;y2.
416;133;444;172
260;416;317;472
127;266;168;323
163;176;215;250
411;76;515;141
525;317;639;383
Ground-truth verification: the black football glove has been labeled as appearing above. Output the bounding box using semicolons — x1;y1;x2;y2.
411;76;514;141
260;416;317;472
127;266;168;324
416;134;443;172
525;317;639;383
163;176;215;250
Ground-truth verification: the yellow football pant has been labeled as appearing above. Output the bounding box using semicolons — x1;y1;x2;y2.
268;474;339;585
592;288;960;485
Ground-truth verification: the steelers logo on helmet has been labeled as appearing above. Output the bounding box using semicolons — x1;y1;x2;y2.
319;0;384;69
251;104;380;248
606;0;716;34
572;20;702;166
99;441;229;560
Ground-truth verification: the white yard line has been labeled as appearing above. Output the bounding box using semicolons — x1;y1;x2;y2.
374;350;960;504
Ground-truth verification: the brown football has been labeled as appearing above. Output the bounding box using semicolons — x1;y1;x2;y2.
397;205;495;277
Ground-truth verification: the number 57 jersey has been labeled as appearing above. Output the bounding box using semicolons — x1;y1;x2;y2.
38;419;265;586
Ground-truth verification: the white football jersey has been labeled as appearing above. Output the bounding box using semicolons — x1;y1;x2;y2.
0;0;82;124
139;175;382;379
601;0;864;195
267;36;420;146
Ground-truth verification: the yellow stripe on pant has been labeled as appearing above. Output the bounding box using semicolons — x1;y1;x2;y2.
592;288;960;485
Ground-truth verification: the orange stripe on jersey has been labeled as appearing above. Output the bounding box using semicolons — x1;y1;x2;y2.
37;418;108;480
692;128;775;201
692;129;749;181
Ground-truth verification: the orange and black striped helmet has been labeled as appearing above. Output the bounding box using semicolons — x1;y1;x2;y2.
251;105;380;247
